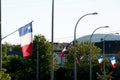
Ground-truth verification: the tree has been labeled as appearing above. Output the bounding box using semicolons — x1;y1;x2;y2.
32;34;51;80
96;72;113;80
64;41;102;80
2;34;52;80
0;69;11;80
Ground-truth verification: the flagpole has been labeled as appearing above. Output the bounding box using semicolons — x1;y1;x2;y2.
1;21;34;40
2;29;18;40
61;57;62;64
36;40;39;80
0;0;1;70
51;0;54;80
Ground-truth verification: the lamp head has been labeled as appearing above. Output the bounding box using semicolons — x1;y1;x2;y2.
104;26;109;28
115;33;119;35
92;12;98;15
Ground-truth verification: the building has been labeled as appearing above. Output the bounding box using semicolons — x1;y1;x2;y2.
78;33;120;55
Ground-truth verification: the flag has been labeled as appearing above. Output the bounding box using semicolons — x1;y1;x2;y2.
110;56;117;68
18;22;33;57
60;43;70;58
76;56;84;61
98;55;103;68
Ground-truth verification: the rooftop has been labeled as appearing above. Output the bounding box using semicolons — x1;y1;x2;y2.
78;33;120;42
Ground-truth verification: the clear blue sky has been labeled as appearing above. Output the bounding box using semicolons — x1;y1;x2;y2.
2;0;120;44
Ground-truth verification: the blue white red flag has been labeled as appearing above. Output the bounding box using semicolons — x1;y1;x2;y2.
18;22;33;57
76;55;84;61
60;43;70;58
110;56;117;68
98;55;103;68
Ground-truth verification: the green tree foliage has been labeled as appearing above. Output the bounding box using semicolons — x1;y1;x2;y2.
3;55;26;80
2;34;51;80
64;41;117;80
66;41;101;65
64;41;102;80
0;69;11;80
33;34;51;80
96;72;113;80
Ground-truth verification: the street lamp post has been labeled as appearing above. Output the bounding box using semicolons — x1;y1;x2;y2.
102;32;119;79
51;0;54;80
90;26;109;80
74;12;98;80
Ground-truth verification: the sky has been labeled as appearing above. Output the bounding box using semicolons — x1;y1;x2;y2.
2;0;120;44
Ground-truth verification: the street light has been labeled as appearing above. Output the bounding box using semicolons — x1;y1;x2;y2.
102;32;119;79
74;12;98;80
89;26;109;80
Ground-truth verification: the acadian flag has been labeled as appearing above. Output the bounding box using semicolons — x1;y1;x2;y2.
76;55;84;61
60;43;70;58
110;56;117;68
98;55;103;68
18;22;33;57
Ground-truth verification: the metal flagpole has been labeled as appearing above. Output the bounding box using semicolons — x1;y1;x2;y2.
36;40;39;80
1;29;18;40
1;21;34;40
0;0;1;70
51;0;54;80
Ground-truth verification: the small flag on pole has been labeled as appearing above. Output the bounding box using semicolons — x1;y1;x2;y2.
110;56;117;68
60;43;70;58
18;22;33;57
76;56;84;61
98;55;103;68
